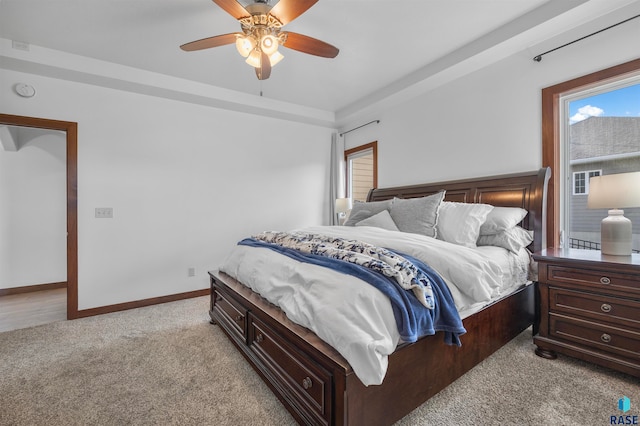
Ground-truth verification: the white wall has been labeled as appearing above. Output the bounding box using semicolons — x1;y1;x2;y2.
0;128;66;288
0;69;334;309
341;16;640;188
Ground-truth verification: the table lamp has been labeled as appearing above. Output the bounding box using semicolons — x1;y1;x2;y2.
587;171;640;255
335;198;352;225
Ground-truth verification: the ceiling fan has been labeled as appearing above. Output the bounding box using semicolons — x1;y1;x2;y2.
180;0;339;80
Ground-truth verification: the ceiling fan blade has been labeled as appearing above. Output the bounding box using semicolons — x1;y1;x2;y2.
212;0;250;20
269;0;318;25
180;33;238;51
256;51;271;80
282;32;339;58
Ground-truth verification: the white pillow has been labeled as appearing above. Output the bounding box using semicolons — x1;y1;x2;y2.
355;210;400;231
477;226;533;253
437;202;494;247
479;207;528;235
389;191;445;238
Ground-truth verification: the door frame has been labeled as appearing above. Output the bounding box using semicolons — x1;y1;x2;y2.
0;113;78;319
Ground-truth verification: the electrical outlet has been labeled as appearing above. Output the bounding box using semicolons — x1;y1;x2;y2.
12;40;30;51
95;207;113;218
188;267;196;277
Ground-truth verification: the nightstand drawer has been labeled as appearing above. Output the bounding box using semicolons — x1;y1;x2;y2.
547;265;640;296
550;287;640;330
550;313;640;360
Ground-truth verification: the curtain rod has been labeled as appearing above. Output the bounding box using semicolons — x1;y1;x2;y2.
339;120;380;137
533;13;640;62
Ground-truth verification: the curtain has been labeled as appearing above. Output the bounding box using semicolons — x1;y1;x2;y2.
329;132;345;225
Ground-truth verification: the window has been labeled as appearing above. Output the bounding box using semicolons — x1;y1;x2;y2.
563;83;640;251
345;141;377;202
572;170;601;195
542;58;640;250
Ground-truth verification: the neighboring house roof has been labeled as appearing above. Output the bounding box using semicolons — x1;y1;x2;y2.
570;117;640;160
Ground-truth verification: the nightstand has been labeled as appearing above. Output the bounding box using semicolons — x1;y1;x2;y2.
533;248;640;378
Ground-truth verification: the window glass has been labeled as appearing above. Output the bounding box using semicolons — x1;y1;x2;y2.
345;142;377;202
562;82;640;251
572;172;586;195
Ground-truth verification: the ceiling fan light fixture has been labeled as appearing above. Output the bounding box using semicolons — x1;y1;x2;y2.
235;35;256;57
260;34;279;55
245;49;262;68
269;50;284;66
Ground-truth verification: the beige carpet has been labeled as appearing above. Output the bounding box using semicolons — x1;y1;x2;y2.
1;296;638;425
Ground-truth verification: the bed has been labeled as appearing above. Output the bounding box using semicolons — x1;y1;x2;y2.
208;167;551;425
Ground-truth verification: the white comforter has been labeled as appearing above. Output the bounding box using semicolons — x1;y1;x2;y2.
220;225;517;386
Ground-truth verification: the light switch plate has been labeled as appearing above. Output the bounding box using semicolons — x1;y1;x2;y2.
95;207;113;218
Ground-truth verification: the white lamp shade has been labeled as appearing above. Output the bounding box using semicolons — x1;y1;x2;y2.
245;49;262;68
588;172;640;209
235;36;256;58
260;35;279;55
269;50;284;66
335;198;352;214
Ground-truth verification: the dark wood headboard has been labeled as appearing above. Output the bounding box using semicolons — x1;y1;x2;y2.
367;168;551;253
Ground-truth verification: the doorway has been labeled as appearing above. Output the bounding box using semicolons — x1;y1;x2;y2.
0;113;78;320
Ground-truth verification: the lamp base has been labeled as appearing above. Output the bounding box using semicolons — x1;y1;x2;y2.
600;209;632;256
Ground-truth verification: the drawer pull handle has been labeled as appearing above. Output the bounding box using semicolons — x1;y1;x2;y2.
302;377;313;390
600;276;611;285
235;315;243;322
601;333;612;343
255;333;264;343
600;303;612;313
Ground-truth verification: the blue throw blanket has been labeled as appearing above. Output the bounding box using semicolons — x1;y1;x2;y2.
239;238;466;345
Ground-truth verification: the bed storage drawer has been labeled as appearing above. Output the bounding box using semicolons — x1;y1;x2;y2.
212;287;247;344
248;315;332;426
549;313;640;361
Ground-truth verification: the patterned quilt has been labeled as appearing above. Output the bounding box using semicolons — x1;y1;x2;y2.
251;231;435;309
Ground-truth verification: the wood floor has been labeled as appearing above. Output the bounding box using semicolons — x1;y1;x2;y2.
0;288;66;333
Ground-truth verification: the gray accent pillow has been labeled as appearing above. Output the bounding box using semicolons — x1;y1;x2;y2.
344;199;393;226
355;210;399;231
389;191;445;237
